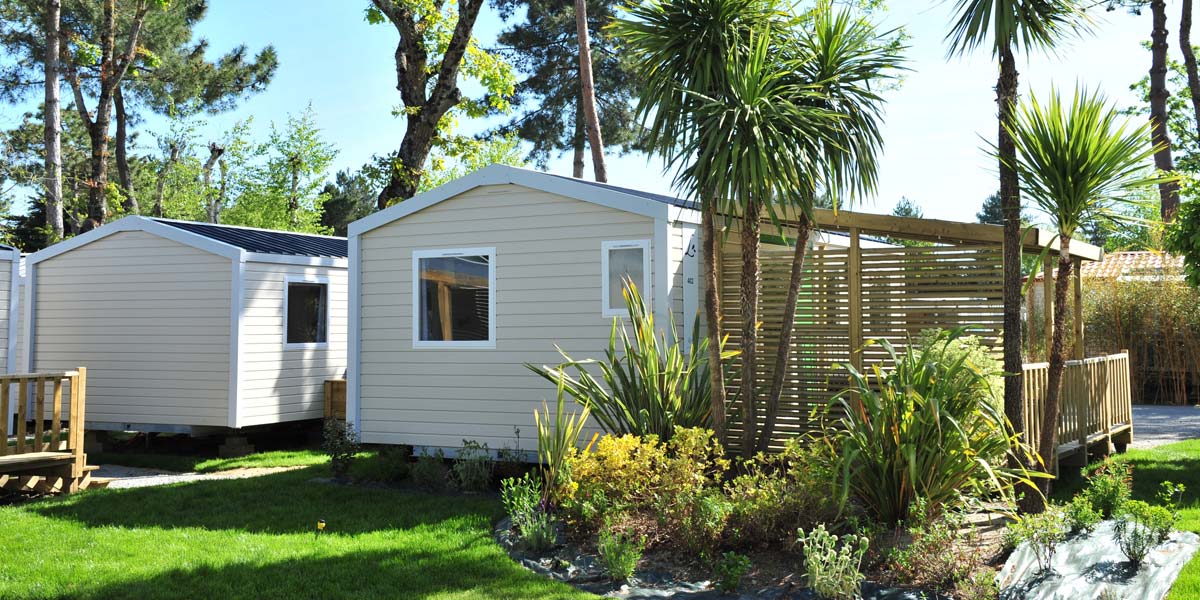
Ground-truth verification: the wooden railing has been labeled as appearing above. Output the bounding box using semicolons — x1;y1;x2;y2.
0;368;90;492
1023;353;1133;467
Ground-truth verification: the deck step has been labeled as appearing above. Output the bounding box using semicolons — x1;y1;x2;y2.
0;451;73;473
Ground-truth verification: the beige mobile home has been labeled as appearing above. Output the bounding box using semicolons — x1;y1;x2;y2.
348;165;708;451
0;244;22;430
23;217;348;432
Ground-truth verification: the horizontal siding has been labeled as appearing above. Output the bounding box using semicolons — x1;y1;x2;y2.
0;255;14;374
31;230;232;427
237;261;348;427
359;183;651;450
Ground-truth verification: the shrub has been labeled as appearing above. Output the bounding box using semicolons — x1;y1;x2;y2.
452;440;492;493
351;446;410;482
322;418;359;481
713;552;752;594
1064;495;1102;536
412;449;449;492
955;569;1000;600
521;510;558;553
796;524;869;600
1081;458;1132;519
1005;506;1068;574
501;473;541;532
885;498;980;592
915;328;1003;416
826;330;1036;524
1114;500;1176;565
527;281;733;440
534;374;590;507
724;438;838;547
597;526;645;582
1158;480;1187;511
563;428;729;547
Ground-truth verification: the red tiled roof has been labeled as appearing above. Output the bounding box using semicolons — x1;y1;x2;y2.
1028;251;1184;282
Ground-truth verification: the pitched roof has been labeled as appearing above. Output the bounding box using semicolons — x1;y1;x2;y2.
1029;251;1184;281
545;173;701;211
153;219;347;258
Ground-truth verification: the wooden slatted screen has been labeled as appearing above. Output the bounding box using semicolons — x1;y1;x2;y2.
720;242;1004;452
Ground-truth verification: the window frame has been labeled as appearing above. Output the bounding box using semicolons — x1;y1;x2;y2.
283;275;330;350
411;247;497;349
600;239;651;318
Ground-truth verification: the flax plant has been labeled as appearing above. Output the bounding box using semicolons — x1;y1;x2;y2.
534;373;590;508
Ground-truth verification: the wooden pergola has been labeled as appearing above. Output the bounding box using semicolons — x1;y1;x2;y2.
718;207;1129;459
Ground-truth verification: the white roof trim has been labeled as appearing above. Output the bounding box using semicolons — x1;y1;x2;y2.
244;252;348;268
27;216;243;266
349;164;701;237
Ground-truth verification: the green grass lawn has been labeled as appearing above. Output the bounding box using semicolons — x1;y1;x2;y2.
1052;439;1200;600
88;449;331;474
0;466;594;600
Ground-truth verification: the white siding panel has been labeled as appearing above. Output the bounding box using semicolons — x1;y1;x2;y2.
358;183;653;450
238;261;348;427
31;230;232;427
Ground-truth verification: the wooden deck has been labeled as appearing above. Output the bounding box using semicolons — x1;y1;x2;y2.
1023;352;1133;470
0;368;98;493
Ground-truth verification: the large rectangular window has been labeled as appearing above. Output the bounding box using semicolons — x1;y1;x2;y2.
413;247;496;348
286;280;328;346
601;240;650;317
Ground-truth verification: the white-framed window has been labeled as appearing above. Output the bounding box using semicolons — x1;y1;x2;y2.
412;247;496;349
284;276;329;348
601;239;651;317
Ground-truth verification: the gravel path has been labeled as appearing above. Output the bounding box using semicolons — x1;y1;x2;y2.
1131;405;1200;449
94;465;300;489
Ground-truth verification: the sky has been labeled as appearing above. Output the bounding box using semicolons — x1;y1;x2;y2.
0;1;1164;222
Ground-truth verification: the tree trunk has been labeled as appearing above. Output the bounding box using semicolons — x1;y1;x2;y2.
738;200;762;458
153;142;181;218
114;87;138;214
377;112;440;208
80;0;118;233
1037;242;1073;502
574;0;607;182
1151;0;1181;222
572;95;585;178
43;0;64;240
999;44;1039;514
1181;0;1200;153
758;213;811;453
202;143;225;223
702;202;727;441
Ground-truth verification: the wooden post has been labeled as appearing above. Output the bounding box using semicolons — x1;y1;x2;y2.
15;379;27;454
437;282;453;341
1026;279;1036;358
848;228;863;375
0;382;7;456
50;379;62;451
1073;257;1084;361
72;368;86;477
33;379;45;452
1043;253;1054;361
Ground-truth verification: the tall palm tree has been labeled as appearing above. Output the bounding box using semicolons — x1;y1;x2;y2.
759;7;901;452
612;0;794;442
944;0;1087;498
1003;86;1164;504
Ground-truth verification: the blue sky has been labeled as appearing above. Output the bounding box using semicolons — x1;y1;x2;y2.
1;1;1161;222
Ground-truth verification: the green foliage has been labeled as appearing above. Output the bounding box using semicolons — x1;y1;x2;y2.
796;524;869;600
220;106;336;233
416;133;527;193
521;510;558;553
1081;458;1133;519
724;438;838;547
1167;200;1200;288
945;0;1089;57
321;418;359;481
320;168;378;236
411;449;450;492
562;429;730;549
1001;86;1165;245
501;473;556;552
1064;495;1102;536
1114;500;1176;565
713;552;752;594
534;376;590;508
596;527;645;582
452;440;492;493
826;329;1036;525
1005;506;1068;574
885;498;982;592
528;282;724;441
350;446;411;483
914;327;1003;417
1159;481;1187;511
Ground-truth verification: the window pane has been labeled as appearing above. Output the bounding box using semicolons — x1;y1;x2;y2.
287;283;327;344
608;247;644;311
418;255;491;342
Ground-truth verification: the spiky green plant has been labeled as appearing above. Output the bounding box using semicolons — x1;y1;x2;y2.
533;374;590;508
825;329;1043;524
528;281;734;441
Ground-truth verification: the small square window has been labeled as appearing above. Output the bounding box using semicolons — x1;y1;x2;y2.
286;282;327;345
414;248;495;348
602;240;650;317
